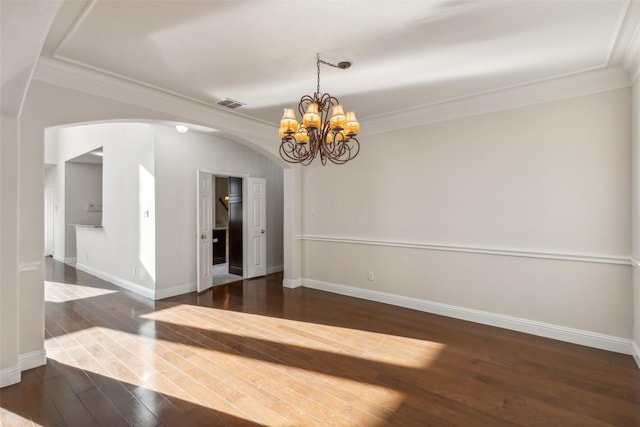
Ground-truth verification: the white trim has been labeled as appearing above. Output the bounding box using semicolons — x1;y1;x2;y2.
267;264;284;275
0;364;21;388
0;350;48;388
302;278;633;355
633;341;640;370
283;278;302;289
604;0;631;65
75;263;155;300
52;255;65;263
154;282;196;300
621;1;640;84
360;66;631;135
64;257;77;265
18;260;42;272
33;58;279;157
34;57;632;139
52;0;97;59
75;263;198;300
20;349;47;371
300;235;631;266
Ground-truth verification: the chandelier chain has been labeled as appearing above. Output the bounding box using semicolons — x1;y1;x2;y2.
317;53;321;94
316;53;345;94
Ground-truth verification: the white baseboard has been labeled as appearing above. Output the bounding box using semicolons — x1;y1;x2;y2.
633;341;640;370
75;263;197;300
76;263;155;299
267;264;284;275
283;278;302;288
155;282;196;300
302;278;633;355
0;364;21;388
52;255;65;263
1;350;48;389
20;349;47;371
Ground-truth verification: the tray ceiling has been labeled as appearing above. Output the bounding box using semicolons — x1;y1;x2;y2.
42;0;639;126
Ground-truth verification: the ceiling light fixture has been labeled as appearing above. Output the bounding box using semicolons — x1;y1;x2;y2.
176;124;189;133
278;53;360;166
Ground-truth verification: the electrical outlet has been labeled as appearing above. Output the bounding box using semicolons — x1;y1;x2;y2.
368;272;374;281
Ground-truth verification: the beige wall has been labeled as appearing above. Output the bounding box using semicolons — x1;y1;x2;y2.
302;88;633;345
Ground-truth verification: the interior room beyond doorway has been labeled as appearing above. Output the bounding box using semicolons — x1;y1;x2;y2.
212;175;243;286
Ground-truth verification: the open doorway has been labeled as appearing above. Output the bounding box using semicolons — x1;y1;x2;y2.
197;170;267;294
212;175;243;286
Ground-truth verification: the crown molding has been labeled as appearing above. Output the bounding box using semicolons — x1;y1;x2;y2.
615;0;640;84
360;66;632;136
35;56;632;142
623;25;640;84
32;57;283;163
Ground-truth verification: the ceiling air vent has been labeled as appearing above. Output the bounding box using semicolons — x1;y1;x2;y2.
217;98;245;109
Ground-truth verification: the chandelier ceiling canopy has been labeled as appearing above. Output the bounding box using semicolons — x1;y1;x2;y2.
278;54;361;166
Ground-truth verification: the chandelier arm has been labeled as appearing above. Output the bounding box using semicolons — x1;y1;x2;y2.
279;137;316;164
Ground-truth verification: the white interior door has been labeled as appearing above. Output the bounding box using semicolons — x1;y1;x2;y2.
246;177;267;278
196;171;213;293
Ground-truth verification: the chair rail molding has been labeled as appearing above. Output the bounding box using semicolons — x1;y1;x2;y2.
300;235;632;266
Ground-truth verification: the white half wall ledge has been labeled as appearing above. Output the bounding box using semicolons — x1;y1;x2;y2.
75;263;155;300
301;278;633;356
300;235;631;266
0;364;21;388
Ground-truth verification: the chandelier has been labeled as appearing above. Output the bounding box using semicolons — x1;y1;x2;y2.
278;54;361;165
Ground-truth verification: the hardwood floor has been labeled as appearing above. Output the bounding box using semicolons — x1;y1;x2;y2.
1;258;639;426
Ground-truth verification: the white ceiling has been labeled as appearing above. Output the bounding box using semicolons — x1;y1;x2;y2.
37;0;640;127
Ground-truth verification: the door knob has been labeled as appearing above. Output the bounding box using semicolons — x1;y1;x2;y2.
200;234;206;239
261;229;265;234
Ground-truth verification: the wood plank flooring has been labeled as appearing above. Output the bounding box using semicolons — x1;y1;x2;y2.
1;258;639;426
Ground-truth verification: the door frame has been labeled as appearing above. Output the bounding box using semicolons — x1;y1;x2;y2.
197;169;251;283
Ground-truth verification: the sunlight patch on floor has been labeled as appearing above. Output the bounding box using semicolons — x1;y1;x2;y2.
45;324;408;426
0;407;38;426
45;281;117;303
141;304;446;369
